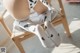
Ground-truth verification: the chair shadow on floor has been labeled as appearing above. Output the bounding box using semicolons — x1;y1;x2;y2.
59;29;80;53
71;29;80;48
78;52;80;53
53;29;80;53
68;17;80;48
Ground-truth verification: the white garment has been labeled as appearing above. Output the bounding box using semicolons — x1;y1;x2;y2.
13;0;61;48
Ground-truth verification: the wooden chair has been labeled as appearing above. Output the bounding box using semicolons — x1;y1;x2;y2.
51;0;71;37
0;0;71;53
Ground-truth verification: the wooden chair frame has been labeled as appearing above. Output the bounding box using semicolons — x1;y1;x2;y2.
0;0;71;53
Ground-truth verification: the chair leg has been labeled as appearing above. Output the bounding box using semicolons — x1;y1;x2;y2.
12;38;25;53
62;17;71;37
0;18;12;36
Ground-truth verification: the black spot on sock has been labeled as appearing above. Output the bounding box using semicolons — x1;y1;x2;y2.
30;6;33;8
58;33;60;36
44;16;47;21
42;37;45;40
24;24;28;27
45;16;47;18
51;34;53;37
29;0;34;2
34;1;37;4
46;2;48;5
45;26;47;29
30;4;32;5
44;0;47;3
42;0;44;2
44;2;46;3
45;12;47;14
